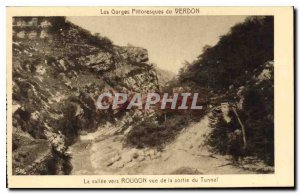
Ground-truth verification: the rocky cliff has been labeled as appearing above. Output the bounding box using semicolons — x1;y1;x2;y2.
12;17;159;175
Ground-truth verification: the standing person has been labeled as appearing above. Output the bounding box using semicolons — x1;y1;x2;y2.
228;129;243;165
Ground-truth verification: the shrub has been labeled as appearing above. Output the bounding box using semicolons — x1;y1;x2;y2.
125;114;192;149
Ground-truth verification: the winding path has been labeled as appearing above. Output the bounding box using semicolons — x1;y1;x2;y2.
70;115;254;175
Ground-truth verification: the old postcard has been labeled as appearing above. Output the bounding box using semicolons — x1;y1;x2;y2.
6;7;294;188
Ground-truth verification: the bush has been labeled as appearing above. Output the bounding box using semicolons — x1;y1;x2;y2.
125;114;191;149
242;86;274;165
205;109;240;154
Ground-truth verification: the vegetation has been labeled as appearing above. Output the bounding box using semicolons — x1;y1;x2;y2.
179;16;273;90
177;16;274;165
126;114;191;149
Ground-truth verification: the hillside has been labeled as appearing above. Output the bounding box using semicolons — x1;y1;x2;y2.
153;66;175;86
177;16;274;165
12;17;159;174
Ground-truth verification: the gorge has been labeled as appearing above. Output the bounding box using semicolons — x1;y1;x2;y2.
11;16;274;175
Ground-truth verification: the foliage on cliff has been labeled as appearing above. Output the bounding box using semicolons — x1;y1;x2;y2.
177;16;274;165
178;16;273;90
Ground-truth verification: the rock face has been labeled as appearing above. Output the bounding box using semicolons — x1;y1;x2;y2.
12;128;55;175
154;66;175;86
117;46;149;63
12;17;159;175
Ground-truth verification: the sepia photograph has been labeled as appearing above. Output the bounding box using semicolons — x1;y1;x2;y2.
6;6;294;188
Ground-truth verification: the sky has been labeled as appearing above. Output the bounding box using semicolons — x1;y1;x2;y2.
67;16;247;74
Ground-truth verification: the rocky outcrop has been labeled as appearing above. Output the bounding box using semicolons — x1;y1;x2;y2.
12;128;53;175
12;17;159;175
117;46;149;63
254;61;274;84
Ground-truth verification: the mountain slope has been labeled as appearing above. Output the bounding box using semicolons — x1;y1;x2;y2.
177;16;274;165
154;66;175;86
12;17;159;175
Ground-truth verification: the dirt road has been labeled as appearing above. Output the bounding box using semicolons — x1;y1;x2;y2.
70;115;254;175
